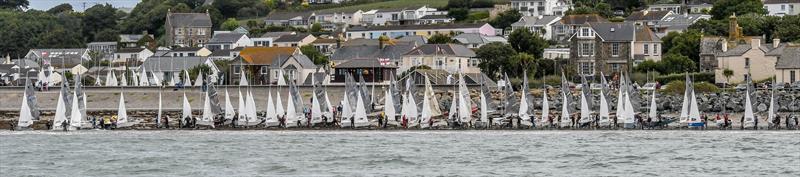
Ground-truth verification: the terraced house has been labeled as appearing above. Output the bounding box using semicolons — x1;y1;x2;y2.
569;22;662;76
165;10;213;47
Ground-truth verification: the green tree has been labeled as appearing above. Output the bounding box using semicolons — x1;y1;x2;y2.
94;29;120;42
475;42;517;79
775;15;800;42
83;4;121;42
688;19;728;36
508;28;549;58
710;0;766;20
310;23;322;33
300;45;328;65
661;30;702;62
222;18;240;31
659;53;697;73
448;8;469;21
47;3;73;14
447;0;472;9
508;53;537;78
427;33;454;44
0;0;28;11
489;9;521;31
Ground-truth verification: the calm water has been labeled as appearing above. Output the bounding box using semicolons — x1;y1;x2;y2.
1;130;798;176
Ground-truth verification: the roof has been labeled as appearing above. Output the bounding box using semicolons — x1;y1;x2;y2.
560;14;608;25
119;34;153;43
272;54;316;69
763;43;788;56
167;12;212;27
589;22;636;42
634;25;660;42
141;56;209;72
330;42;417;61
87;41;117;45
700;37;725;55
334;59;397;68
404;44;476;57
209;33;246;43
626;11;672;21
348;23;489;32
312;38;338;44
265;11;313;21
397;35;427;45
718;45;752;57
656;14;711;31
116;48;148;53
28;48;88;59
419;15;451;20
453;33;508;44
274;33;314;43
776;46;800;69
512;15;561;27
171;47;205;52
238;47;298;65
764;0;800;4
12;59;41;69
261;32;295;38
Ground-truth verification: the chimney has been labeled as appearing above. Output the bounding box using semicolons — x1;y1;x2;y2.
751;38;760;49
721;41;728;52
773;38;780;48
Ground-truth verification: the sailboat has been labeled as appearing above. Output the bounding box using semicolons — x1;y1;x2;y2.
52;82;69;130
310;77;323;125
686;74;703;127
421;76;433;129
120;70;128;86
224;90;235;122
743;77;756;129
324;91;334;123
285;90;299;128
200;91;215;128
116;92;130;128
340;90;353;128
276;91;285;124
16;79;35;130
648;89;658;121
679;73;691;124
157;91;162;128
265;91;279;127
68;90;82;130
384;89;397;126
767;78;776;128
152;71;161;86
559;72;571;128
616;73;627;126
578;75;592;126
405;91;420;127
140;67;149;86
540;84;550;127
245;90;259;126
194;71;204;87
182;93;192;127
237;90;247;126
598;89;610;127
457;74;471;126
519;72;531;127
132;70;140;87
353;92;370;128
622;87;636;129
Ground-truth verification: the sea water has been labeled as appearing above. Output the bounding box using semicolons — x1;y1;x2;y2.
1;130;798;176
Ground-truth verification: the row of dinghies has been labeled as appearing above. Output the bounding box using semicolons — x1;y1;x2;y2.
16;69;778;130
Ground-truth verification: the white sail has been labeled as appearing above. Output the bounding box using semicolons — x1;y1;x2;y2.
277;70;286;86
52;89;67;129
246;90;258;125
458;88;470;124
183;70;191;86
768;85;776;124
541;89;550;124
688;89;701;122
518;86;529;120
479;91;488;123
311;88;323;124
105;70;113;86
579;91;591;124
623;92;636;125
224;90;235;120
182;93;192;120
157;91;162;127
194;71;204;87
340;91;353;124
69;91;82;128
237;90;246;125
200;91;215;128
648;90;657;119
354;92;369;127
743;89;755;126
679;75;691;123
324;91;334;122
107;71;118;86
17;91;33;128
285;92;298;127
120;71;128;86
276;92;285;118
140;67;148;86
384;89;396;125
131;71;139;86
266;91;277;125
408;92;420;127
448;90;458;121
169;73;178;86
152;72;161;86
424;76;442;116
560;92;570;127
616;74;626;122
599;89;609;125
117;93;129;127
421;85;432;128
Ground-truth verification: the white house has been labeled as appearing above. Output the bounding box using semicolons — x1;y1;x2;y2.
453;33;508;49
400;44;479;74
165;47;212;57
114;48;154;63
510;0;571;17
273;33;317;47
25;48;91;70
764;0;800;16
346;23;496;40
511;15;562;40
313;10;363;26
206;32;253;51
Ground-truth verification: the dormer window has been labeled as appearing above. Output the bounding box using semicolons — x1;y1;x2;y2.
578;27;594;37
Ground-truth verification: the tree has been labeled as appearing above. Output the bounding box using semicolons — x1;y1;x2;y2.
661;30;702;63
723;68;734;86
222;18;240;31
475;42;517;79
508;53;537;78
710;0;766;20
94;29;120;42
489;9;521;31
448;8;469;21
300;45;328;65
659;53;697;74
83;4;120;42
47;3;73;14
310;23;322;33
508;28;549;58
427;34;454;44
0;0;28;11
447;0;472;9
775;15;800;43
688;19;728;36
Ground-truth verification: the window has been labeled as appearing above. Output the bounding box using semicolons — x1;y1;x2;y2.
436;58;444;67
654;44;659;55
261;66;268;75
579;28;592;37
175;28;183;35
782;5;786;11
579;43;594;56
580;62;594;75
392;14;398;20
611;64;620;72
470;59;479;67
745;58;750;68
644;44;649;55
377;14;383;18
611;43;620;57
233;66;240;74
791;71;796;83
188;53;195;57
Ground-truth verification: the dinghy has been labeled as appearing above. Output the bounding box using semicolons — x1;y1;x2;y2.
353;92;371;128
559;71;571;128
384;89;397;126
236;90;247;126
457;73;471;127
52;82;70;130
339;90;353;128
420;75;433;129
285;90;300;128
598;89;610;127
767;78;776;128
578;75;593;127
116;92;132;128
182;93;192;127
68;90;83;130
140;67;149;86
245;90;259;126
224;90;235;124
265;91;279;127
16;79;36;130
519;72;531;127
540;83;550;127
743;77;756;129
686;73;703;128
200;91;215;128
157;91;162;128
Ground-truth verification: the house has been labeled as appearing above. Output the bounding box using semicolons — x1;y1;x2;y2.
309;0;345;4
165;47;212;57
332;59;397;83
360;6;447;26
688;3;713;14
273;33;317;47
511;15;562;40
24;48;90;70
229;47;311;85
208;47;243;61
164;10;213;47
490;4;511;19
625;10;673;27
418;15;454;24
400;44;479;74
553;14;608;43
139;56;219;84
313;10;363;26
346;23;496;40
119;32;156;48
509;0;571;17
312;38;338;55
264;11;314;28
252;32;295;47
775;46;800;83
764;0;800;16
87;42;117;60
233;26;249;34
647;4;683;14
453;33;508;49
651;13;711;37
114;48;154;64
206;32;253;51
705;15;787;84
568;22;662;76
399;6;448;25
543;47;570;60
330;39;418;66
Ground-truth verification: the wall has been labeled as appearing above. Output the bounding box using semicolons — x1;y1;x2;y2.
714;49;777;84
775;68;799;83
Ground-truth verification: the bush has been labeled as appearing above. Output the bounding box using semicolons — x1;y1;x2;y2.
662;80;720;94
655;72;714;84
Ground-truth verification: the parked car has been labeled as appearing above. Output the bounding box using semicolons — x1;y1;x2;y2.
735;84;748;91
772;82;785;90
641;82;658;91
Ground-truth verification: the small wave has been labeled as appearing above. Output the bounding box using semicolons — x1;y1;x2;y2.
557;153;585;158
590;162;610;168
500;155;527;161
367;158;416;166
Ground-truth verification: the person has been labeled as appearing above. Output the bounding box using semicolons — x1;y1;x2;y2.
111;115;118;129
61;120;69;131
753;115;758;130
402;115;408;129
103;116;111;129
773;115;781;129
350;116;355;128
377;112;384;128
723;114;730;129
45;120;53;130
740;115;745;130
164;115;170;129
530;115;535;129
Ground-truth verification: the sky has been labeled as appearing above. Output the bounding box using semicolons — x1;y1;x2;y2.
28;0;141;12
